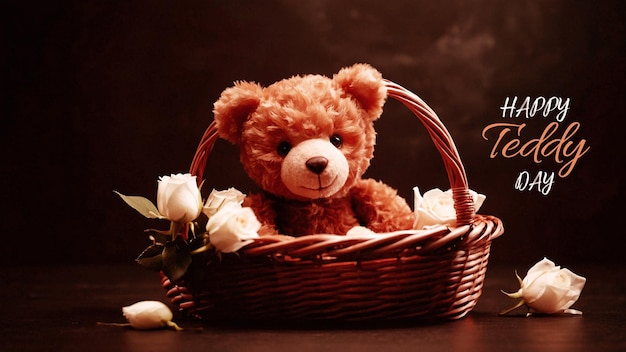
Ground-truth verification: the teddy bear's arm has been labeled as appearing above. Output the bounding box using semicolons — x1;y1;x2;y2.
350;178;415;233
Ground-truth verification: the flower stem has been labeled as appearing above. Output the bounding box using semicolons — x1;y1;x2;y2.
500;289;522;299
190;245;210;255
499;299;527;316
169;221;183;241
166;320;184;331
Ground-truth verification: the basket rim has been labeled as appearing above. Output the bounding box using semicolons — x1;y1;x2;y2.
239;214;503;262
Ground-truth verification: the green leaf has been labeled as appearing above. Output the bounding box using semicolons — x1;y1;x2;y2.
136;243;165;271
114;191;163;219
162;239;192;282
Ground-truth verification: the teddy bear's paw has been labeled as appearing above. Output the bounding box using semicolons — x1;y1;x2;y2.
346;226;377;236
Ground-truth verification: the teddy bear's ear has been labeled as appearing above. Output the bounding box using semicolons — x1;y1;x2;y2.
333;63;387;121
213;81;263;144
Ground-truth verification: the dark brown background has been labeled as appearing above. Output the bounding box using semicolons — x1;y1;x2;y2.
2;0;624;267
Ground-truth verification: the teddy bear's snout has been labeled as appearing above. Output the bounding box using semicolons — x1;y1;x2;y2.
305;157;328;175
279;138;350;199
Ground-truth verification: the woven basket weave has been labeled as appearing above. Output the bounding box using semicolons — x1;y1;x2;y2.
161;79;504;321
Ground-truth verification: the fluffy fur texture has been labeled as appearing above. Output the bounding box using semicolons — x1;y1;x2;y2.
213;63;415;236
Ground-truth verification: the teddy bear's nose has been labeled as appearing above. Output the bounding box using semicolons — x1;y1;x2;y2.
306;156;328;175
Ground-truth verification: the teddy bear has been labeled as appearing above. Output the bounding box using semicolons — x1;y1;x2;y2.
213;63;415;237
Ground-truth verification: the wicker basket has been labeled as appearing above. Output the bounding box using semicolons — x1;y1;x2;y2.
161;79;504;321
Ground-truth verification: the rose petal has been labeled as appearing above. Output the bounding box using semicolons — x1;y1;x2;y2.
414;208;455;229
207;204;260;253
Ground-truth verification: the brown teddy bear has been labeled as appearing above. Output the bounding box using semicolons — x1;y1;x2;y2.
213;63;415;237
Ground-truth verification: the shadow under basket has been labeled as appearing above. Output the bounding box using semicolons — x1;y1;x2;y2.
161;79;504;322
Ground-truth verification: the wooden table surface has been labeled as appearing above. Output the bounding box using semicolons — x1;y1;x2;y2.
1;262;624;352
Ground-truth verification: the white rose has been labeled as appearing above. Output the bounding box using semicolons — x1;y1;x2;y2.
413;187;486;229
202;188;246;218
157;173;203;223
122;301;181;330
206;202;261;253
501;258;586;315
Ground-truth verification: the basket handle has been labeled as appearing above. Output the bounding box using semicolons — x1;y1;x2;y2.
384;79;474;225
189;119;218;183
189;79;475;226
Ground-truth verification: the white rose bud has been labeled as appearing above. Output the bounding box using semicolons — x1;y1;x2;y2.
157;173;203;223
122;301;182;330
206;203;261;253
413;187;485;229
203;188;246;218
501;258;586;315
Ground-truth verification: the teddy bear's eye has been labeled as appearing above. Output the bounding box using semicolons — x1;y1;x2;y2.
330;134;343;149
277;141;292;157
